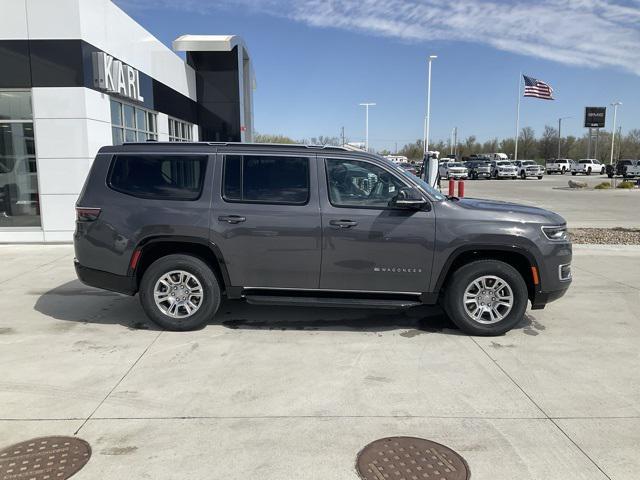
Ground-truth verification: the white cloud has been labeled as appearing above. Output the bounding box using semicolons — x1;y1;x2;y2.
119;0;640;75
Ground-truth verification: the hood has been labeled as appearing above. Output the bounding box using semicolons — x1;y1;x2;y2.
454;197;565;224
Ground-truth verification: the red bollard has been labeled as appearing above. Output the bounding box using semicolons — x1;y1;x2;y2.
448;178;455;196
458;180;465;198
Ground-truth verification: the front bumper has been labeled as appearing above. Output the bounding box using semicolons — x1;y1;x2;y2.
497;171;517;177
75;260;137;296
531;242;572;309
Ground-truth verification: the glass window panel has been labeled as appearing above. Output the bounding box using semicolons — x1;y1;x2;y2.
112;127;124;145
135;109;146;131
137;131;147;142
110;100;122;126
124;129;136;143
108;154;206;200
223;155;242;200
0;91;32;121
325;158;407;208
148;113;156;133
0;122;41;227
123;104;135;129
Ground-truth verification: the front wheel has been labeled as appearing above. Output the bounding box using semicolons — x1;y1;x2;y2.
537;176;543;180
520;171;526;180
571;172;577;176
443;260;528;336
139;254;221;331
561;167;566;174
586;167;592;175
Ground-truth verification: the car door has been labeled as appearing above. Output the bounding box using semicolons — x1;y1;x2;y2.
318;156;435;293
210;151;321;289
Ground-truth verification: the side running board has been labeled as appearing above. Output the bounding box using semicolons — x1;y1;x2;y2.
244;295;421;309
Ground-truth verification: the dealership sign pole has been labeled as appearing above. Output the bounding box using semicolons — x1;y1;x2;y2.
584;107;606;160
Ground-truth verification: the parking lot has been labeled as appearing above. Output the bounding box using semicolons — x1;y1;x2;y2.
1;240;639;480
460;173;640;228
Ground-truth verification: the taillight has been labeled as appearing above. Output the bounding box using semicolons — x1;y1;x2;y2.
76;207;101;222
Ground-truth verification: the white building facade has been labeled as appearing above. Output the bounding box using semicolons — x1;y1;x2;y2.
0;0;254;242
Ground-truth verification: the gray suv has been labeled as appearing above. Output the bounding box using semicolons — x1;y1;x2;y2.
74;143;572;335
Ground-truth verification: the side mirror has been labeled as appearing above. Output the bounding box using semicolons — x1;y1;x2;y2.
389;187;428;210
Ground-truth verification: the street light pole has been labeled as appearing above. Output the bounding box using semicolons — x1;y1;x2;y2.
423;55;437;156
557;116;571;159
359;102;376;152
609;101;622;165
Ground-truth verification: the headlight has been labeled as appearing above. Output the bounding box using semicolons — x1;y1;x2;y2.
542;225;569;241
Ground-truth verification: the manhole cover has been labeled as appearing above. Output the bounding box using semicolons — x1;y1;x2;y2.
0;436;91;480
356;436;470;480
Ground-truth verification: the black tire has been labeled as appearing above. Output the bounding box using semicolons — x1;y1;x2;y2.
607;173;613;178
472;172;478;180
139;254;221;331
443;260;528;336
586;167;592;175
537;176;543;180
561;167;566;174
520;171;526;180
571;172;577;176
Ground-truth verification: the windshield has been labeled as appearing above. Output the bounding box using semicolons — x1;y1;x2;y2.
523;161;535;165
497;161;511;166
448;163;463;167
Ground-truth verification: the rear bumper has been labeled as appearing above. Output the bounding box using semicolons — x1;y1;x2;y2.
75;260;137;296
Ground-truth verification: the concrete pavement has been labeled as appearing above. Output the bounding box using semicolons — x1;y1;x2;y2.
1;244;639;479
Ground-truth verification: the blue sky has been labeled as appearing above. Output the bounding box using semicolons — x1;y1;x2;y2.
116;0;639;151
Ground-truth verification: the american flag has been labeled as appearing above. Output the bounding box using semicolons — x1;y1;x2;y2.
523;75;554;100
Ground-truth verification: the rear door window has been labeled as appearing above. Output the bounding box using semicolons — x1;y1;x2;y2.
223;155;310;205
108;154;207;200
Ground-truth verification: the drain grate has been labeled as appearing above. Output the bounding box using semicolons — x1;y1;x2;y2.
0;436;91;480
356;436;470;480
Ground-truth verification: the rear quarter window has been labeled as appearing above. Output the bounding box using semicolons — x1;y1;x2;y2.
108;154;207;200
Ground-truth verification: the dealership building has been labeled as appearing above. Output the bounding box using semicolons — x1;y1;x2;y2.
0;0;255;242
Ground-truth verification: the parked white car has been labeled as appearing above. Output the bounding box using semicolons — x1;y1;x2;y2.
545;158;572;174
438;161;468;179
514;160;544;179
571;159;605;176
490;160;518;179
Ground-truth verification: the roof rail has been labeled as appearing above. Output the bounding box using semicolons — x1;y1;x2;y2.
121;141;352;151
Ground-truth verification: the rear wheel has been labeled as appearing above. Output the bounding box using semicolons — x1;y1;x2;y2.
139;254;221;331
443;260;528;336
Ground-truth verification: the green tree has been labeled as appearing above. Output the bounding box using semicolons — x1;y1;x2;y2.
254;133;296;144
518;127;537;159
539;125;558;160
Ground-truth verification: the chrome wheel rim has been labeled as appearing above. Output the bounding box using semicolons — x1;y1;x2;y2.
463;275;514;324
153;270;204;319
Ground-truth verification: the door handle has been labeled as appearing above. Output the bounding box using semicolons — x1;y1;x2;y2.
218;215;246;224
330;219;358;228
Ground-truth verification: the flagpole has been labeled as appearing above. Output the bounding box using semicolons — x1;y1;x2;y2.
514;72;522;161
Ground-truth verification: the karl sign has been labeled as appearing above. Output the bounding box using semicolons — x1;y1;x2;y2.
92;52;144;102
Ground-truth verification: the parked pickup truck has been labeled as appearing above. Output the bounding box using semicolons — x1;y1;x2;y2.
606;160;637;178
623;161;640;178
439;161;468;179
545;159;572;175
514;160;544;180
571;159;605;176
74;142;571;336
490;160;518;179
464;161;491;180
